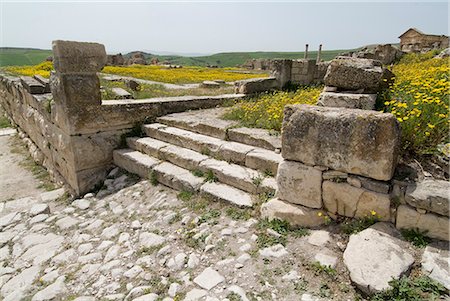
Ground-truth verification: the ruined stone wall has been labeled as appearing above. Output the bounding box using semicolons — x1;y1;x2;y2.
290;59;329;85
0;40;244;196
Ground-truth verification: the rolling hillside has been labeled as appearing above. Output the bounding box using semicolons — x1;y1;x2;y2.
0;48;53;66
1;47;354;68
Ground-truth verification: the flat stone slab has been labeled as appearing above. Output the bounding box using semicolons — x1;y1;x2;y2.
111;87;133;99
127;137;170;158
113;149;160;178
282;104;400;181
260;198;325;228
0;128;16;136
193;267;225;290
317;92;377;110
200;182;254;207
157;107;238;140
343;222;414;294
153;162;204;192
235;77;279;94
20;76;46;94
421;242;450;290
405;179;449;216
227;127;282;151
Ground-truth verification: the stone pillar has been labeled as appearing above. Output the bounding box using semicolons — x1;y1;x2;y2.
270;59;292;88
50;40;108;195
316;44;322;63
304;44;309;59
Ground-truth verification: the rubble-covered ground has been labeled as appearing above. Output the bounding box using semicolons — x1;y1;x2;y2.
1;167;449;301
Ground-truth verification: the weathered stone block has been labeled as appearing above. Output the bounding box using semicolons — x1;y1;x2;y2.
317;92;377;110
33;75;51;93
52;73;102;107
270;59;292;88
52;40;107;73
282;105;400;181
277;160;322;208
324;57;384;93
235;77;278;94
405;179;449;216
396;205;449;241
261;198;325;228
323;181;391;221
20;77;46;94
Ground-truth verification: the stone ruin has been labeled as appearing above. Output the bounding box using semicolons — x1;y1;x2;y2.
0;41;448;245
261;56;449;242
127;52;147;65
341;44;404;65
106;53;125;66
0;40;244;196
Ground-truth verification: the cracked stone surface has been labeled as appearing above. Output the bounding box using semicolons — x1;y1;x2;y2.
0;167;448;300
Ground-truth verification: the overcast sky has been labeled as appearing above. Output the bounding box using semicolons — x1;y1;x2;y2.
0;1;448;55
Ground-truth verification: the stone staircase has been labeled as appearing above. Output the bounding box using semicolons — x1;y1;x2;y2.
113;109;282;207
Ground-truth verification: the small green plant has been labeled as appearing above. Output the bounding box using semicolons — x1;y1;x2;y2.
191;169;204;177
204;170;218;183
178;190;194;201
263;169;274;177
310;261;337;278
318;282;332;298
401;228;431;248
0;115;11;128
149;170;158;186
371;276;446;301
137;244;163;256
341;212;380;235
252;175;263;187
198;209;221;224
225;207;253;221
226;292;243;301
293;279;309;293
256;232;286;248
169;212;182;224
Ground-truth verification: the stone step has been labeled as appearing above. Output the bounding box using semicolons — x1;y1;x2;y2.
113;148;256;207
113;149;203;193
142;123;282;175
155;107;282;151
126;137;277;195
200;182;254;208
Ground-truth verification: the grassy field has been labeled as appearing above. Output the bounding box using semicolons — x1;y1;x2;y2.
129;49;351;67
0;48;52;67
1;47;352;67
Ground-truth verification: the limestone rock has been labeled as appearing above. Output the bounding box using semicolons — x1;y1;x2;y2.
405;179;450;216
282;104;400;181
343;222;414;294
322;181;391;221
396;205;449;241
1;265;41;298
32;276;67;301
317;92;377;110
324;57;384;93
261;198;325;228
259;244;288;258
29;203;50;216
193;267;224;290
307;230;330;247
52;40;107;73
421;243;450;290
277;160;322;208
139;232;166;248
314;252;338;268
234;77;278;94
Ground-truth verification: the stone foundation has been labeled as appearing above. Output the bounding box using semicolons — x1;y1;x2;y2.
0;40;244;196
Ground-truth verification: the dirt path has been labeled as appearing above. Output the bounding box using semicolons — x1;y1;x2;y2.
0;133;46;201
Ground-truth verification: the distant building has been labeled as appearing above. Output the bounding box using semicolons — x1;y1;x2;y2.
399;28;449;53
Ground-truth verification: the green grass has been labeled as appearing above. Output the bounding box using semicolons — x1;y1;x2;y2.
0;48;52;67
371;276;447;301
0;47;352;68
0;115;11;128
401;228;431;248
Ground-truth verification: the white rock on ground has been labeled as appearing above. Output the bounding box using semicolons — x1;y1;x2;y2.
421;243;450;290
193;267;225;290
29;203;50;216
259;244;288;258
343;222;414;294
32;276;67;301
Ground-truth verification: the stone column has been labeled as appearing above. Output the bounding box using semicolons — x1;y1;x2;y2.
316;44;322;63
304;44;309;59
49;40;108;195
